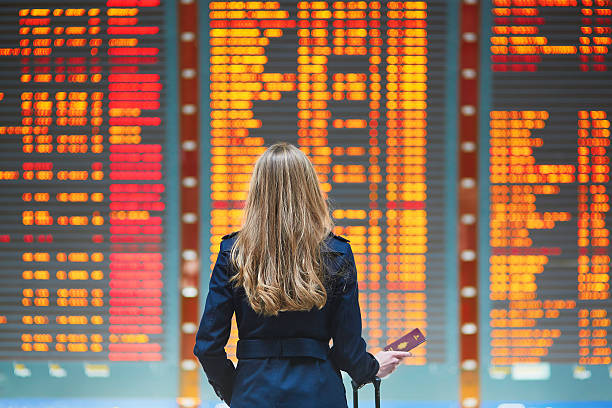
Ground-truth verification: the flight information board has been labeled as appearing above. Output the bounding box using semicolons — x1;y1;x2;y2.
481;0;612;405
0;0;179;400
203;0;458;403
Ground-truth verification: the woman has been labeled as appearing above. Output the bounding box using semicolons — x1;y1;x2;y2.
194;143;411;407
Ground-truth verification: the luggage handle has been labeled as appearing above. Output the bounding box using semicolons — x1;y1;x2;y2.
351;377;381;408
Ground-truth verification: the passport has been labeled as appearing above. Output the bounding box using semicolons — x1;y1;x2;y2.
383;328;426;352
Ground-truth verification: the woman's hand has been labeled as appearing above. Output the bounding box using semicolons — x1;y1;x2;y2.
374;350;413;378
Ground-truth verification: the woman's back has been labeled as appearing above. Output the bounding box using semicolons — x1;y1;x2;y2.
230;231;346;341
194;231;379;407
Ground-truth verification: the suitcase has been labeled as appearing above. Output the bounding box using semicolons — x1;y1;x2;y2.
351;377;381;408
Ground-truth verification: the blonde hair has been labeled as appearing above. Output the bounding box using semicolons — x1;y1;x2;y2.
229;143;334;316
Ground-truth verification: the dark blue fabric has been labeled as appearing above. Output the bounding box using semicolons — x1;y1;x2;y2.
193;232;380;407
236;338;330;360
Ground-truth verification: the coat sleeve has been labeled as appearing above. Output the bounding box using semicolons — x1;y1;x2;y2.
329;244;380;386
193;249;236;404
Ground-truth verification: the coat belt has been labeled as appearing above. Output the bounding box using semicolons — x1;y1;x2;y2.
236;338;330;360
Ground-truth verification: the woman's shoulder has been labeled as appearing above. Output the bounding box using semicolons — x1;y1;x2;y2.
322;233;355;293
322;232;351;253
220;230;239;252
222;231;239;240
322;232;353;271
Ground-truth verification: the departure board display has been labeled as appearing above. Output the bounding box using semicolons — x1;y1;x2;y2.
481;0;612;406
0;0;179;400
203;0;458;403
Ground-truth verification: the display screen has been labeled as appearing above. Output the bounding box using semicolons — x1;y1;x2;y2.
203;0;458;403
481;1;612;406
0;0;179;401
9;1;612;407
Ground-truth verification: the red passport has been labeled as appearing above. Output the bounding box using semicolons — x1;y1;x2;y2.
383;328;426;352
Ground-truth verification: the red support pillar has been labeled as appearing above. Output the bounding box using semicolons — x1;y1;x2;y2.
177;0;201;406
458;1;480;407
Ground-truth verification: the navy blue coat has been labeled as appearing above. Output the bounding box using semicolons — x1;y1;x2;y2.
194;232;379;407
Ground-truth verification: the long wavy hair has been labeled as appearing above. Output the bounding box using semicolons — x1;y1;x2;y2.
229;143;334;316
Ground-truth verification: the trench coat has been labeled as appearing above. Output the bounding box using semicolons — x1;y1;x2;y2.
193;231;379;407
